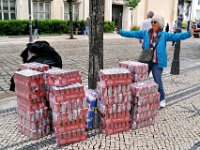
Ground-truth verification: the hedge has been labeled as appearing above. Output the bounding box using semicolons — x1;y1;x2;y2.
0;20;115;35
104;21;115;33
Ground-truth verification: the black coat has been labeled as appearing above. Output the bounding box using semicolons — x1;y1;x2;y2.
165;23;169;32
9;41;62;91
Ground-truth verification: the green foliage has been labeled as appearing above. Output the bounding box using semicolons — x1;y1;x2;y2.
37;20;69;34
0;20;70;35
0;20;115;35
123;0;141;9
0;20;28;35
104;21;115;33
131;25;140;31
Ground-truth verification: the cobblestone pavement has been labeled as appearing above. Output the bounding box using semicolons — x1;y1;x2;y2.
0;34;200;150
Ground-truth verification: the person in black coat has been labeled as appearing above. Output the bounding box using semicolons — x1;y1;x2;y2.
33;19;39;39
165;23;169;32
9;40;62;91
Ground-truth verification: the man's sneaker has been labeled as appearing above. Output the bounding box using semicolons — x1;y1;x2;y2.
160;100;166;108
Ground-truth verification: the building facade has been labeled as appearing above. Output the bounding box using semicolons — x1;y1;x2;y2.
0;0;178;30
184;0;200;22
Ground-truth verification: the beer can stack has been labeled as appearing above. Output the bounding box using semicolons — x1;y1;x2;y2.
15;69;50;140
46;69;88;145
85;89;98;129
19;62;50;101
130;80;160;129
118;61;160;129
97;68;132;135
118;61;148;82
44;68;82;99
19;62;49;72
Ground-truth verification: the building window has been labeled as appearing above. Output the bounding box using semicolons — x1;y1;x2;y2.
196;10;200;20
0;0;16;20
64;2;79;20
33;2;50;20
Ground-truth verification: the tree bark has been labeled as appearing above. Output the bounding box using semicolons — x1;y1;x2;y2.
170;0;184;75
88;0;104;89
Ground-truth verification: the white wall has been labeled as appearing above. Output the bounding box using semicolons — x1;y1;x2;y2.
16;0;29;20
191;0;200;21
79;0;84;20
120;0;177;31
51;0;62;19
122;6;131;30
104;0;112;21
83;0;89;20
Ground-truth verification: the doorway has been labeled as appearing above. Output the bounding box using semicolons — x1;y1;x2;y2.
112;5;123;28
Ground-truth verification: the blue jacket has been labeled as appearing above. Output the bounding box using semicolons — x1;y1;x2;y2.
119;29;191;68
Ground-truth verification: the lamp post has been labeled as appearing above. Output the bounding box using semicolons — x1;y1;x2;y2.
28;0;33;43
170;0;184;75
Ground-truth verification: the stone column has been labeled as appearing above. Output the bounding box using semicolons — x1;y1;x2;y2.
51;0;62;19
16;0;29;19
122;5;131;30
104;0;112;21
143;0;150;19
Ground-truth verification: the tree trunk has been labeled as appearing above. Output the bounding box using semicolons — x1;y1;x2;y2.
69;0;74;39
88;0;104;89
170;0;184;75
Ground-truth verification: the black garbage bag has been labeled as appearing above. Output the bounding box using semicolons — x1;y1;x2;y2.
9;40;62;91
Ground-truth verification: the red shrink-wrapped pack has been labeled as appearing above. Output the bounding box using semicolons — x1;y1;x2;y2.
130;80;159;97
49;83;85;103
19;62;49;72
17;96;46;112
118;61;148;82
99;68;132;86
18;123;50;140
45;68;82;86
14;69;44;87
56;129;87;145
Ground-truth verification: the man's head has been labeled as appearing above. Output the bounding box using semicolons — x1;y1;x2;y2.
147;11;154;19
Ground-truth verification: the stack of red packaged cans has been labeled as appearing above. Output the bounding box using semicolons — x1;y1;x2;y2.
45;69;82;86
118;61;148;82
118;61;160;129
130;80;160;129
97;68;132;135
19;62;50;100
14;69;50;140
47;68;88;145
19;62;49;72
44;68;82;103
